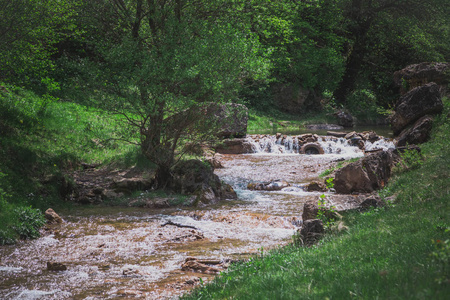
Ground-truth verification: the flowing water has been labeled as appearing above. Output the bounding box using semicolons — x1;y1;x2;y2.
0;132;394;299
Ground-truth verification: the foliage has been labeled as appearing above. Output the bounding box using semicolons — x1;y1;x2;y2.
394;147;424;173
56;0;270;184
0;172;45;244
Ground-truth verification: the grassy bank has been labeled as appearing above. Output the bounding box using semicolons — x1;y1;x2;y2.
0;85;143;244
183;98;450;299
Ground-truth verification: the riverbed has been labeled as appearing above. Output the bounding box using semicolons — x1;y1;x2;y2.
0;133;394;299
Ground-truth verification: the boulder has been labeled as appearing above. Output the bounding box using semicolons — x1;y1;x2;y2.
395;115;433;147
44;208;63;224
391;83;443;135
215;138;254;154
334;110;355;128
302;200;319;221
171;160;237;205
334;150;396;194
359;195;386;211
206;103;248;138
300;219;324;245
393;62;450;94
305;181;327;192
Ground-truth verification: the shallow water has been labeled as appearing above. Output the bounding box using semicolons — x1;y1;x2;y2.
0;134;393;299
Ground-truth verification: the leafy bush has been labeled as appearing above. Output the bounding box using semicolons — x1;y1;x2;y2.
13;206;46;239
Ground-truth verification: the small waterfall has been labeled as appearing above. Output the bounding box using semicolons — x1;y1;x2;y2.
247;134;395;156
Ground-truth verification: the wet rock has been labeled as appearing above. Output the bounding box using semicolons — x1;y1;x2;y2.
300;219;324;245
395;115;433;147
181;257;221;274
334;150;396;194
206;156;224;169
302;200;319;222
221;183;238;200
361;131;380;143
215;138;254;154
47;262;67;271
359;195;386;211
334;110;354;128
247;180;290;191
344;131;358;139
171;159;235;205
393;62;450;94
116;289;142;296
391;83;443;135
305;182;327;192
44;208;63;224
300;143;324;155
305;124;344;130
327;131;347;138
122;268;142;277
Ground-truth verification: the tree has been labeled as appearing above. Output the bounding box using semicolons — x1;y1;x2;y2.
60;0;269;185
0;0;80;94
333;0;450;106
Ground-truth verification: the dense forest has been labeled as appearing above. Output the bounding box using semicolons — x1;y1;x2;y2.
1;0;449;254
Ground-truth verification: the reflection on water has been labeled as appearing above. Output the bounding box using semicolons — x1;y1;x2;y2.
0;133;391;299
248;125;393;137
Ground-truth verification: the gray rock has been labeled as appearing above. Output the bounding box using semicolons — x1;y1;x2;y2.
215;138;254;154
393;62;450;94
334;150;397;194
334;110;355;128
396;115;433;147
300;219;324;245
391;83;443;135
302;200;319;222
44;208;63;224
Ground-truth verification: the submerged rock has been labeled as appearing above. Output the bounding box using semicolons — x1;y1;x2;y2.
181;257;221;274
247;180;290;191
47;262;67;271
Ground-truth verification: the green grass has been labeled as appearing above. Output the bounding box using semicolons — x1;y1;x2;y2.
182;98;450;299
0;84;145;243
247;108;337;134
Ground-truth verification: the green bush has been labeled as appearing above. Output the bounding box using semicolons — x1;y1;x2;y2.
13;206;46;239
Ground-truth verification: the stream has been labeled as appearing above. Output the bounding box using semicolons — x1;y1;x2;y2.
0;132;394;299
